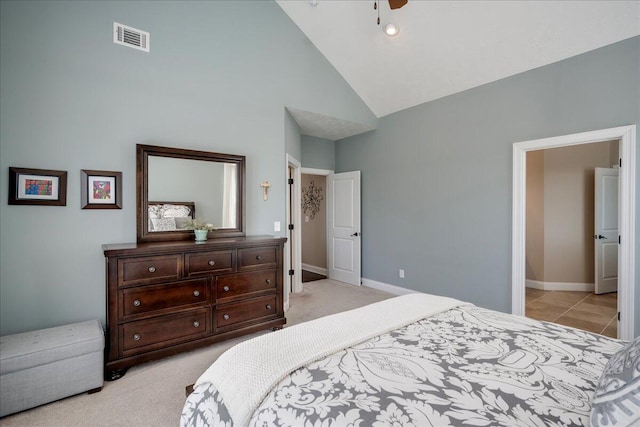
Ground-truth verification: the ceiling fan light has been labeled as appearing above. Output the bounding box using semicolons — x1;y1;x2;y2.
384;23;399;37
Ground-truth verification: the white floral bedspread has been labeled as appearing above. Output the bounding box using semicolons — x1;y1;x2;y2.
181;305;622;426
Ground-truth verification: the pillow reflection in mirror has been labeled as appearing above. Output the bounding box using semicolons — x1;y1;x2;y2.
148;205;161;219
162;204;192;218
150;218;177;232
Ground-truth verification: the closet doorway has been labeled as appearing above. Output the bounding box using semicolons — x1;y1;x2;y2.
301;169;332;283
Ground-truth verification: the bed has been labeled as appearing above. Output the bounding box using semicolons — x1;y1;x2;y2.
180;294;640;427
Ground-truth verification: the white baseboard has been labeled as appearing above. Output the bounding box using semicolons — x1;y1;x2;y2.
525;279;595;292
302;263;327;276
361;278;420;295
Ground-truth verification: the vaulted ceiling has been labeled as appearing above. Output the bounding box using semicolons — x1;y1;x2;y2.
277;1;640;119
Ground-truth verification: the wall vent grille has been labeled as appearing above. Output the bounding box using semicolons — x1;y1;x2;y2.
113;22;149;53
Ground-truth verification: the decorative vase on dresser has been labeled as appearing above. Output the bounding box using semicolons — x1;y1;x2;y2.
103;236;286;380
194;229;208;241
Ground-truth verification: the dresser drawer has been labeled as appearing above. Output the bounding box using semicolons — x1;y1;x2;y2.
185;250;234;277
238;246;277;271
216;270;276;301
215;295;277;329
121;278;209;319
121;309;210;355
118;255;182;287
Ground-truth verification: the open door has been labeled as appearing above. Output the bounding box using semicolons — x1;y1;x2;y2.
594;167;619;294
327;171;361;286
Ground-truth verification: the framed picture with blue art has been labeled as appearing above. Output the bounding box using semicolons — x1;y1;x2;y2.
81;169;122;209
8;167;68;206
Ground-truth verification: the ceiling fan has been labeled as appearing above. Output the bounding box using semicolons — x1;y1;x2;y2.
374;0;408;25
388;0;408;9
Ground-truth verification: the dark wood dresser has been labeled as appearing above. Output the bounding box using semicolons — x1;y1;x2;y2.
103;236;287;379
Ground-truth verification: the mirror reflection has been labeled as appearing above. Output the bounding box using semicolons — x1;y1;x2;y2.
147;156;238;232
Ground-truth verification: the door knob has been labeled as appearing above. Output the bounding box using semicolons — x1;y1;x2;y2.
594;234;607;240
351;232;360;237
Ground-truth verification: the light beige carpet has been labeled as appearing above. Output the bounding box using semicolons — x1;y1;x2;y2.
0;280;392;427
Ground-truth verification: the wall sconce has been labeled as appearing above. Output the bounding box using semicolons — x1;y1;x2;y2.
260;181;271;201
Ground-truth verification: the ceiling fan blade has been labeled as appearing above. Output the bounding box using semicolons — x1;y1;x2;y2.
388;0;408;10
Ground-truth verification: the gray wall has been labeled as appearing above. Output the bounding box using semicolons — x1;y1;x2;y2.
336;36;640;335
0;0;375;335
301;136;335;170
285;110;302;164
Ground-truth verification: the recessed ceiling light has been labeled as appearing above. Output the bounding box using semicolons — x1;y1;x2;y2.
384;23;400;37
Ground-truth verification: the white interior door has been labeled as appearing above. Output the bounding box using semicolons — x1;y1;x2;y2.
594;167;619;294
327;171;361;286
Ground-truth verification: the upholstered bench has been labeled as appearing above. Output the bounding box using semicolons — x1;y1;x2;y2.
0;319;104;417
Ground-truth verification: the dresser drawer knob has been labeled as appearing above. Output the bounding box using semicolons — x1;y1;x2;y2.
133;333;141;341
148;266;156;273
256;255;262;261
193;321;200;328
133;299;141;307
193;290;200;297
266;304;272;310
265;279;272;284
223;314;230;320
208;260;215;266
223;285;230;292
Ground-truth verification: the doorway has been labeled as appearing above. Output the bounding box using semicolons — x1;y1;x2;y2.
300;168;333;284
301;172;328;283
512;125;636;340
287;165;362;294
523;141;619;337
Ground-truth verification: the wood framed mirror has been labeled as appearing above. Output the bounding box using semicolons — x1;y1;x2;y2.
137;144;245;242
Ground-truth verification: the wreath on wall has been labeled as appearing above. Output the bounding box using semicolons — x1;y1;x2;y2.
302;180;324;220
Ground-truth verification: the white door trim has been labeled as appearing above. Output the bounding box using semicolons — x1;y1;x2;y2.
512;125;636;340
285;154;303;306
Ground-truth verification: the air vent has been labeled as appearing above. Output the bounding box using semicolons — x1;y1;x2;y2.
113;22;149;53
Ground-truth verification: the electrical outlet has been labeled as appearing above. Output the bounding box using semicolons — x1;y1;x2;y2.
399;269;405;279
274;221;280;232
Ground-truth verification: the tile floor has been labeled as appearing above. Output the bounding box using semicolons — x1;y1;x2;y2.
525;288;618;338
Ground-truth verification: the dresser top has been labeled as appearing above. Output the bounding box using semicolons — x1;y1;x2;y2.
103;235;287;257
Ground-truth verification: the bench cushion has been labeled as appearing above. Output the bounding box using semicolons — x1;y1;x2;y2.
0;320;104;375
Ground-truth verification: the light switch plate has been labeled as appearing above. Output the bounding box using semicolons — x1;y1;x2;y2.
274;221;281;232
